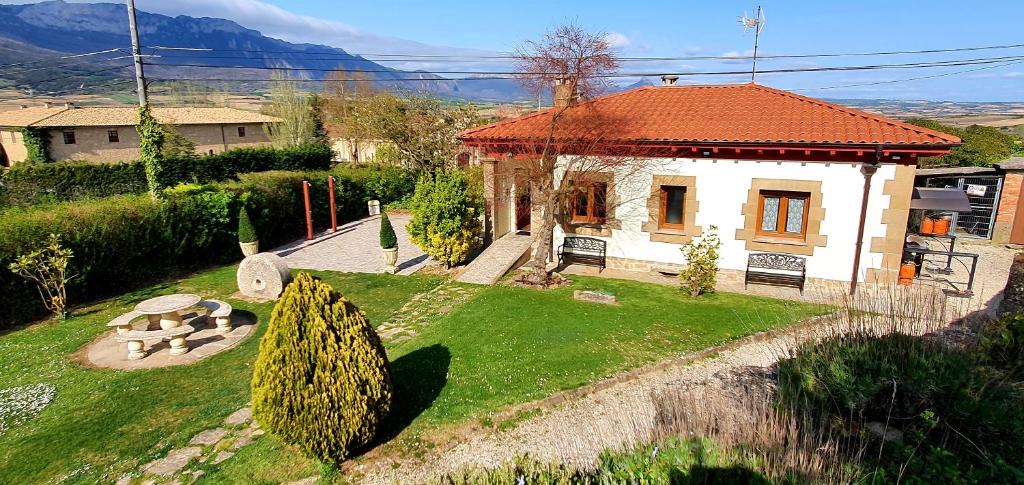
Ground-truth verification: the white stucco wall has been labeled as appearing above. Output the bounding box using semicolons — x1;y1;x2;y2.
551;157;897;282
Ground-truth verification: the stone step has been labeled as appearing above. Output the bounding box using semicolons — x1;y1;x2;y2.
456;233;535;285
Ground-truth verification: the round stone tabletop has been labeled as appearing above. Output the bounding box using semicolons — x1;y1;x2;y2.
135;293;202;315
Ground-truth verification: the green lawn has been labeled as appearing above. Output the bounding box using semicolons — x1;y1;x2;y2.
0;267;824;484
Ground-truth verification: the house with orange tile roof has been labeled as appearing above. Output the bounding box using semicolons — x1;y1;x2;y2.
0;103;281;165
460;78;961;286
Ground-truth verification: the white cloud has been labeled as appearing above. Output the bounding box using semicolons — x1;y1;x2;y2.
603;32;631;49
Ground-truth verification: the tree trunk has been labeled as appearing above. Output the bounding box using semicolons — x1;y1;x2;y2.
527;169;557;282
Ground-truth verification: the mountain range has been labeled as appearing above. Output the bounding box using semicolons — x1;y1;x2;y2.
0;0;529;101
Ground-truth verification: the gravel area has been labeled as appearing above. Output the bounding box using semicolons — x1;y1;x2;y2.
272;215;434;275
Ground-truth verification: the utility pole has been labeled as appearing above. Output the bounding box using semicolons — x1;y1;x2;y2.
126;0;148;106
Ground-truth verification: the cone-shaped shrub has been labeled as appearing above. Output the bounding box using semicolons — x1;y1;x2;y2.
251;272;392;463
237;206;257;243
379;212;398;249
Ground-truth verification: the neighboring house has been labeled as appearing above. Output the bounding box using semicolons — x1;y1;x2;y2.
460;79;961;287
0;104;280;165
331;137;388;164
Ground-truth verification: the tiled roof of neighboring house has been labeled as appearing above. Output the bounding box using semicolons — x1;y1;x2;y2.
0;106;69;127
998;157;1024;171
32;106;280;127
460;83;961;147
0;106;280;128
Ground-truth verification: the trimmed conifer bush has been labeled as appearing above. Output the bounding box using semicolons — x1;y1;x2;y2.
407;169;482;267
251;272;393;463
237;206;257;243
379;212;397;249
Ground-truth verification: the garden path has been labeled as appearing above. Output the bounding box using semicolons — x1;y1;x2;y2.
272;214;434;275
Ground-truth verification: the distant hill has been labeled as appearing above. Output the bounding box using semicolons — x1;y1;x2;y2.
0;0;530;101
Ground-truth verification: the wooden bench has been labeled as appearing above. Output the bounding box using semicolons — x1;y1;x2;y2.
744;252;807;294
199;299;233;334
557;236;607;271
115;324;195;360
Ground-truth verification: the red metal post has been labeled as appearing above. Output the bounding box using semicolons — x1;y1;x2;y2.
328;176;338;233
302;180;313;241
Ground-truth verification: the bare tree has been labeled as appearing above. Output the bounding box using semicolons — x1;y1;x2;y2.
322;68;376;161
511;24;640;284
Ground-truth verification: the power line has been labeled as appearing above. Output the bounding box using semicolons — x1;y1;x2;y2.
0;65;132;89
142;41;1024;62
142;54;1024;78
0;48;125;70
794;58;1024;92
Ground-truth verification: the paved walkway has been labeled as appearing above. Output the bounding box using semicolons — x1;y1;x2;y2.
272;214;434;275
455;232;534;284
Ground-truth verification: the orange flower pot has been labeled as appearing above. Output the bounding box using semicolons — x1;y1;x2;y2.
898;262;916;286
920;217;935;234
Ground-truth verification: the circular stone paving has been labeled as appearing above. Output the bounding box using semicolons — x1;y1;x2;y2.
80;312;257;370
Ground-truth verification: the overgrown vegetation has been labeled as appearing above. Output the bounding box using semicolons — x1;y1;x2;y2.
137;106;166;199
252;273;393;463
777;328;1024;482
8;233;73;319
19;127;49;163
264;71;331;149
407;169;483;267
678;225;721;297
908;118;1023;167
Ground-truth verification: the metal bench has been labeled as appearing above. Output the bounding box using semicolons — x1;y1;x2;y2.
198;299;233;334
115;324;196;360
557;236;607;271
744;252;806;294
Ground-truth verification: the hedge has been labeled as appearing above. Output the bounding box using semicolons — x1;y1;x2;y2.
0;166;415;328
0;144;334;208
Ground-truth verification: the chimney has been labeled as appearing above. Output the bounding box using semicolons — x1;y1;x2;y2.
43;102;52;108
553;77;578;107
661;75;679;86
64;102;75;109
19;104;28;109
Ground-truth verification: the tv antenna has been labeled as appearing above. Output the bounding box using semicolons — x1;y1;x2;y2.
739;6;766;82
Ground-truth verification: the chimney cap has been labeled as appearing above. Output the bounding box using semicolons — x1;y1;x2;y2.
64;102;74;108
661;75;679;86
43;101;53;108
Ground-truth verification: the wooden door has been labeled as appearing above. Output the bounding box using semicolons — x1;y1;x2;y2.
1011;192;1024;244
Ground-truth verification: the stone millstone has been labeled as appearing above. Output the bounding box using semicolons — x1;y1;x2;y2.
237;253;292;300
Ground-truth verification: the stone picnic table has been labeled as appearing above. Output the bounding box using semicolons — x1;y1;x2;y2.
107;293;233;360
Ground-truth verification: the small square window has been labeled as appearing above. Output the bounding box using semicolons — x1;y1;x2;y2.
237;126;246;137
757;190;809;239
107;130;119;143
62;131;76;145
570;182;607;224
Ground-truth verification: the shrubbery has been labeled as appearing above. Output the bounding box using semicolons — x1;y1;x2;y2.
407;169;482;267
776;332;1024;482
252;272;392;463
379;212;397;249
0;144;334;208
678;225;721;297
237;206;256;244
0;167;416;328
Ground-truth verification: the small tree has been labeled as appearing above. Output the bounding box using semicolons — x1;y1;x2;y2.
137;106;166;200
678;226;721;297
8;233;74;319
407;169;482;267
379;211;397;249
251;272;392;463
20;127;50;163
160;124;198;161
238;206;257;244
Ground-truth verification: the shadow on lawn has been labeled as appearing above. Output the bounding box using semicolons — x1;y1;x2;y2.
379;344;451;440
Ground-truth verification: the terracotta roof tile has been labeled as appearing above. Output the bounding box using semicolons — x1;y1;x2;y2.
30;106;280;127
460;83;960;146
0;106;69;127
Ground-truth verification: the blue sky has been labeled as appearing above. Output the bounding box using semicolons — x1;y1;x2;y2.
7;0;1024;101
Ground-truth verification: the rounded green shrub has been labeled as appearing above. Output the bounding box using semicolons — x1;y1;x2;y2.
379;212;397;249
407;169;482;267
251;272;393;463
237;206;257;243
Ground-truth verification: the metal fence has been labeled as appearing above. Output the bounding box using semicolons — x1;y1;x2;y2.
924;174;1003;239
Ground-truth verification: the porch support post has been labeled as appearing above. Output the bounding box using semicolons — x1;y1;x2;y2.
482;158;499;247
850;148;882;296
